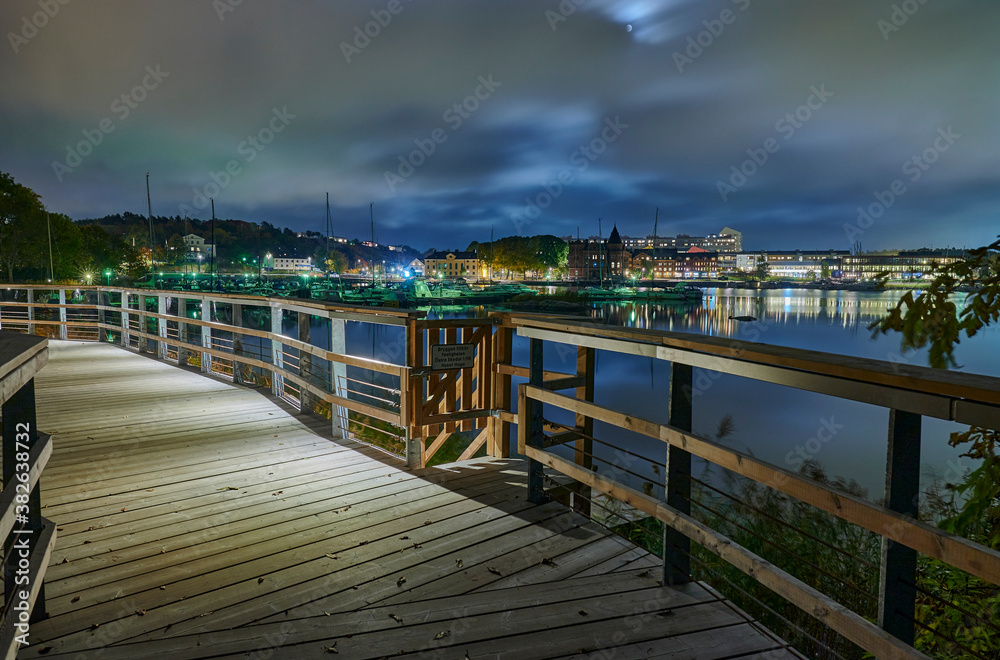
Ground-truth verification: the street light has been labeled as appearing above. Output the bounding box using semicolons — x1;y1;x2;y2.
105;270;112;286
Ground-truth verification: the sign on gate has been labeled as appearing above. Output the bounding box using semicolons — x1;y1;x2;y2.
431;343;475;371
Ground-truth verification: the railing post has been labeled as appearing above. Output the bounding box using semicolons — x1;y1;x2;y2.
177;298;190;365
230;302;243;384
403;318;420;467
157;294;168;360
330;317;347;439
663;362;693;585
200;298;212;373
572;346;595;517
527;336;546;504
58;289;67;340
298;312;313;413
878;409;921;646
26;288;34;335
270;305;284;397
120;292;130;348
490;322;513;458
2;379;46;620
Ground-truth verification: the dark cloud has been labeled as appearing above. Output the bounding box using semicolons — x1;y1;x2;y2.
1;0;998;251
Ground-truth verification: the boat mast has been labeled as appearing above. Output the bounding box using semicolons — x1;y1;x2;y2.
651;207;658;283
46;212;54;282
146;172;155;274
210;198;216;293
370;202;375;286
326;192;331;276
598;217;604;288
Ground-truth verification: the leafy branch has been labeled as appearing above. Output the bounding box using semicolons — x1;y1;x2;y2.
869;236;1000;368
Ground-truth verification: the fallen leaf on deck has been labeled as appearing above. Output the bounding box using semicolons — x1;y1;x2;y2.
455;559;463;568
83;540;92;544
219;486;239;491
486;566;502;576
324;611;333;616
389;614;403;624
38;647;53;655
90;623;100;630
135;610;146;616
434;631;450;640
324;643;338;653
159;586;166;590
541;558;557;567
396;576;406;587
258;577;265;584
578;610;588;616
399;536;409;540
71;596;81;603
61;558;68;564
325;553;338;560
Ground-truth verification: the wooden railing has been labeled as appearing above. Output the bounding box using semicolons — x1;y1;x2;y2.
0;332;56;660
512;316;1000;660
0;287;511;468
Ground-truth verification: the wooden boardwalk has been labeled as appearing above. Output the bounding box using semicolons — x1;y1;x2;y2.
22;341;798;659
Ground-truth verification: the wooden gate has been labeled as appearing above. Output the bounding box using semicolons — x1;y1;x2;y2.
404;318;507;467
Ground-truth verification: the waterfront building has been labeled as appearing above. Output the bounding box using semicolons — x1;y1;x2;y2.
271;256;313;272
631;247;719;279
424;250;482;279
568;225;632;279
622;226;742;252
841;249;967;279
182;233;216;260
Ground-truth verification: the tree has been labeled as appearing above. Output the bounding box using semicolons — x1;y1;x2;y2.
820;260;831;279
0;171;46;282
753;259;771;282
325;250;347;274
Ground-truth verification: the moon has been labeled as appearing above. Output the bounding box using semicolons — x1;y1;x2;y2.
626;24;633;32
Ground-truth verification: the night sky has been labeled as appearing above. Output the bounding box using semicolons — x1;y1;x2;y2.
2;0;997;251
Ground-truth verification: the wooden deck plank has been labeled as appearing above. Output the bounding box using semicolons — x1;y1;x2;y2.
21;341;792;659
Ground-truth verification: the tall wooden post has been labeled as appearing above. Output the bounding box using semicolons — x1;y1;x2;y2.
230;303;243;384
572;346;595;517
403;318;420;467
26;289;35;335
490;323;513;458
57;289;67;340
878;410;921;645
663;362;693;585
120;293;130;349
270;305;284;398
157;294;168;360
177;298;190;365
526;337;546;504
298;312;313;413
330;317;348;439
200;298;212;373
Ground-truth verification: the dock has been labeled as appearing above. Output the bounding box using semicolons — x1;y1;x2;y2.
24;341;795;658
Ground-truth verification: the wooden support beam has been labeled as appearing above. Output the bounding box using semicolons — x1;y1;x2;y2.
527;337;545;504
879;410;922;646
664;362;692;585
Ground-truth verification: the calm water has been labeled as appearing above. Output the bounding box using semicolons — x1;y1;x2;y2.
331;287;998;501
